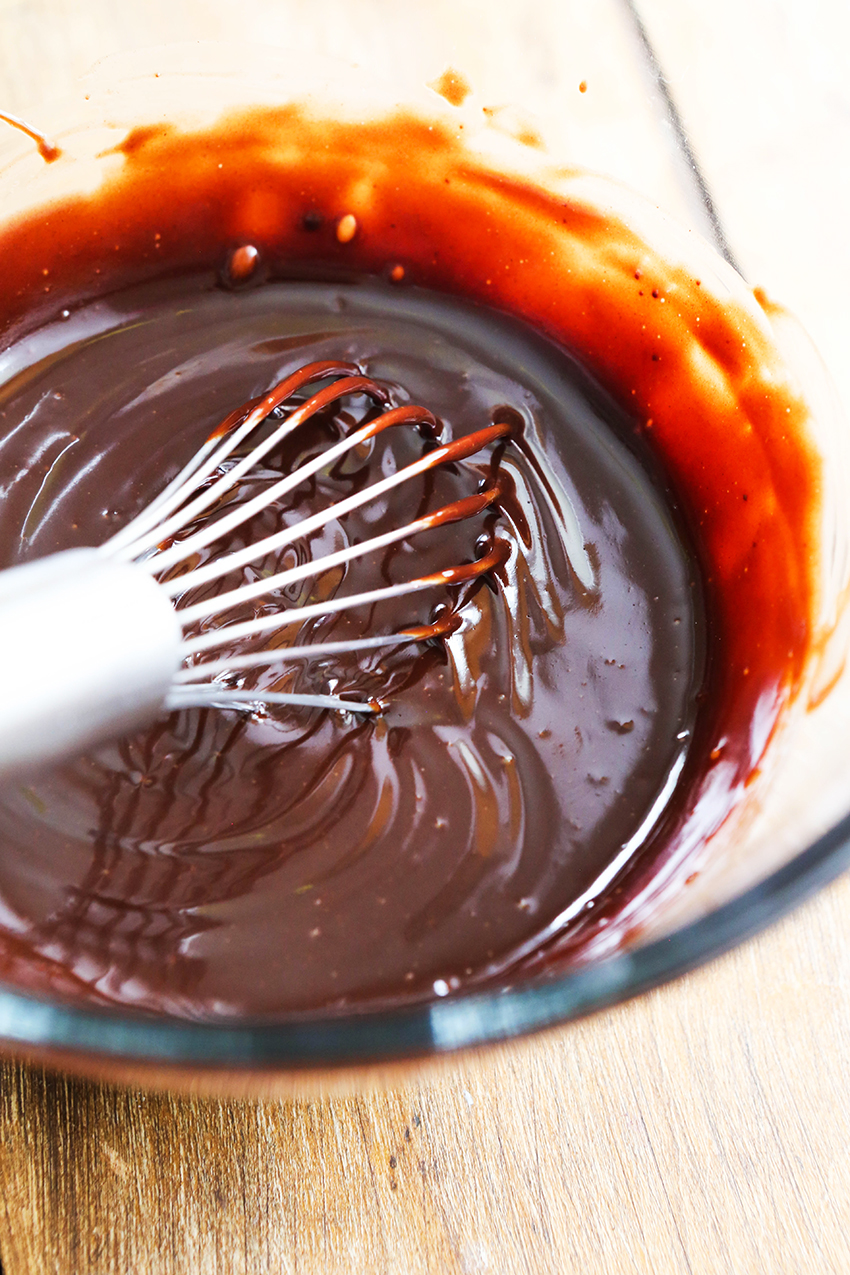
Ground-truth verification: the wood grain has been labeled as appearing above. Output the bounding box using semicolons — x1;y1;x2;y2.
3;873;850;1274
0;0;849;1272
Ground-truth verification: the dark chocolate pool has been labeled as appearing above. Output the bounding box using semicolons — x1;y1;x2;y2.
0;276;702;1017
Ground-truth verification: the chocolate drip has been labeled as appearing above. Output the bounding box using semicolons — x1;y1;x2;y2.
0;110;61;163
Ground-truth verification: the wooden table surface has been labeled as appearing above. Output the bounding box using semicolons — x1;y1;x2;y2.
1;1;850;1271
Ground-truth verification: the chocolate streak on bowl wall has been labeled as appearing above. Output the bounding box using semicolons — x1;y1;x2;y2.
0;105;821;972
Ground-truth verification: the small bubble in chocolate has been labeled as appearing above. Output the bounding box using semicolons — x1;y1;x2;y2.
227;244;260;282
336;213;358;244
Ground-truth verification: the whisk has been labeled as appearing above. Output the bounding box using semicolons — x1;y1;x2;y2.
0;360;510;778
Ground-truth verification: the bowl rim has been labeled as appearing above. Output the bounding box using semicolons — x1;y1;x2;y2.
1;806;848;1072
0;49;847;1077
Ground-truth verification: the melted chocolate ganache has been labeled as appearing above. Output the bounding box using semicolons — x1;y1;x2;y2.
0;278;700;1016
0;105;820;1020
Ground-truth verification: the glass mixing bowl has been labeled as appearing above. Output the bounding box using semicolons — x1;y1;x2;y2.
0;38;848;1096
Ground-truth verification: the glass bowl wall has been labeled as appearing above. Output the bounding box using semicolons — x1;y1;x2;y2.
0;46;848;1095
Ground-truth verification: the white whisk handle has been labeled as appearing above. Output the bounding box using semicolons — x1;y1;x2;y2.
0;548;182;779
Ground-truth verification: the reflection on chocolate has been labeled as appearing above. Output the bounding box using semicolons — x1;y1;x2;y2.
0;280;700;1016
0;104;821;1018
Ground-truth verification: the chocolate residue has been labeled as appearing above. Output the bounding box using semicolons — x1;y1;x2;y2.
0;110;61;163
0;280;701;1016
428;69;472;107
0;102;822;1014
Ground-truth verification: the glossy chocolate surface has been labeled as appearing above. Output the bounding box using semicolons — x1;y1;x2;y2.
0;280;700;1014
0;104;820;1016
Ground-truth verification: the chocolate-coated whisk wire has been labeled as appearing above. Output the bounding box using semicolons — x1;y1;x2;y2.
102;361;509;715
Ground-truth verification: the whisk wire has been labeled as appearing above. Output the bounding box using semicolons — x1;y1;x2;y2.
175;484;502;625
103;360;362;553
181;540;508;657
112;368;385;562
102;363;510;716
151;401;438;580
172;633;418;684
158;418;506;602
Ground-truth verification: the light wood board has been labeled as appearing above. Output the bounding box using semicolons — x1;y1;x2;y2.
3;875;850;1273
1;1;849;1271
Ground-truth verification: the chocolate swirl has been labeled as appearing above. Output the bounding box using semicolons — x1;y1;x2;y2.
0;278;702;1017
